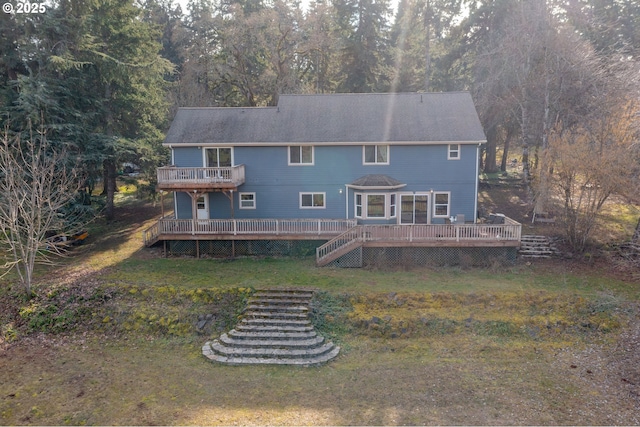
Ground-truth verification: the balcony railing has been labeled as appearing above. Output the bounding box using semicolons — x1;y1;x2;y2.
156;165;245;189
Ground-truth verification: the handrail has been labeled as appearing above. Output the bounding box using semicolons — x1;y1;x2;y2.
316;226;364;262
154;218;357;237
157;165;245;184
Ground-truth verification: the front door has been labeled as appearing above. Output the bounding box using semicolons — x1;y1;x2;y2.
400;194;430;224
196;194;209;220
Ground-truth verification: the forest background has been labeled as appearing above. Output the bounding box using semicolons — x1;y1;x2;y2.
1;0;639;247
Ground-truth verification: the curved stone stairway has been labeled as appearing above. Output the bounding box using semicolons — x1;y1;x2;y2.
202;288;340;366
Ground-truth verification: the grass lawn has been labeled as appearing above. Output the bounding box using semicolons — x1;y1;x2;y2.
1;190;639;425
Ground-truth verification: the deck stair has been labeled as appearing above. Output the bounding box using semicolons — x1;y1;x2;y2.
316;226;364;267
202;288;340;366
519;235;561;258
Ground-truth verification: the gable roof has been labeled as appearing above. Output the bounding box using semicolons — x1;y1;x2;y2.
164;92;486;146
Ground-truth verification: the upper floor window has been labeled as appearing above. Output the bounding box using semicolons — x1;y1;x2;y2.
300;192;325;209
448;144;460;160
205;147;232;167
289;145;314;165
363;145;389;165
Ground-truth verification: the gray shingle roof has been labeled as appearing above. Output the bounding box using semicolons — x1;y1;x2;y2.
349;175;406;189
164;92;486;145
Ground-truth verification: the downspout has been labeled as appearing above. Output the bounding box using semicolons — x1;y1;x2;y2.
474;143;481;223
345;185;349;219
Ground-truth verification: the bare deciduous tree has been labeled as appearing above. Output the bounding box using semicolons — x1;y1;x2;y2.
546;101;640;252
0;128;82;296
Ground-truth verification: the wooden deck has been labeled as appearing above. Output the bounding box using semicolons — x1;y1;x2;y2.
144;217;521;249
315;219;521;265
143;218;358;246
156;165;245;191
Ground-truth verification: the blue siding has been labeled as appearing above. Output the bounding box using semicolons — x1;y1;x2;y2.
173;143;479;223
173;147;203;167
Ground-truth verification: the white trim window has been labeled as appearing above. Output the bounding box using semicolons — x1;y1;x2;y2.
204;147;233;167
389;194;397;218
300;192;325;209
433;192;451;217
448;144;460;160
239;192;256;209
355;193;363;217
289;145;314;165
363;145;389;165
354;193;396;219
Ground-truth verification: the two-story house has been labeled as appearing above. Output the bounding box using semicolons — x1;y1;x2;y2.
144;92;521;266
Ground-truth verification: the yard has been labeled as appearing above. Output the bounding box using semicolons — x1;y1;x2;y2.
0;183;639;425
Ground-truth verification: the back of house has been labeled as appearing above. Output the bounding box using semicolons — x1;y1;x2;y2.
162;92;486;226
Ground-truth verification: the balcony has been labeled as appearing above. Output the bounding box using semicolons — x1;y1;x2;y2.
156;165;245;191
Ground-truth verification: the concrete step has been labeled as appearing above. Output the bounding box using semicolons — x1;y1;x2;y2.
244;311;308;320
219;333;325;348
228;329;317;340
207;340;336;359
203;344;340;366
240;318;311;327
235;323;314;333
248;297;312;305
203;287;339;366
254;289;314;298
247;304;309;312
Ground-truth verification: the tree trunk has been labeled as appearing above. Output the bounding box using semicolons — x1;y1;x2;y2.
424;0;432;92
500;127;514;172
104;158;117;220
483;126;498;173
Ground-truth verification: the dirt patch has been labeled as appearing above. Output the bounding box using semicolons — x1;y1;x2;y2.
554;311;640;424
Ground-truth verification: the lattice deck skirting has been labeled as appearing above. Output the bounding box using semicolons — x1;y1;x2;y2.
327;246;517;268
166;239;326;258
165;239;517;268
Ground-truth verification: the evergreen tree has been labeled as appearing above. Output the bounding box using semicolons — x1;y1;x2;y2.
333;0;392;92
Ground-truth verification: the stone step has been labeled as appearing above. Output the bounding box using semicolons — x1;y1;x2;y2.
244;311;308;320
235;323;314;333
228;329;317;340
255;288;314;296
207;340;336;359
203;287;339;366
247;304;309;312
240;318;312;327
520;236;549;242
519;248;554;254
203;345;340;366
248;297;312;305
219;333;325;348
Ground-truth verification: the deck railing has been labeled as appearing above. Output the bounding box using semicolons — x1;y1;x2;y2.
315;217;521;265
143;218;358;243
361;220;521;243
144;217;522;249
157;165;245;186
